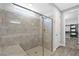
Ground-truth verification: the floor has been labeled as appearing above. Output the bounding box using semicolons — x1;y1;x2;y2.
0;44;27;56
25;37;79;56
52;38;79;56
0;45;52;56
0;37;79;56
26;46;52;56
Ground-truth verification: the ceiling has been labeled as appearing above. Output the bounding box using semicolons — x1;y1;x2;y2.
54;3;79;11
16;3;79;14
15;3;55;17
0;3;79;18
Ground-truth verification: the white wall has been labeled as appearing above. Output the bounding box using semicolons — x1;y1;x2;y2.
60;13;66;46
65;14;78;25
65;14;78;31
50;6;62;51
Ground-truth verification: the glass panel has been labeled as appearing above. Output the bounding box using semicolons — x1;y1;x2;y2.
0;3;43;56
42;16;53;56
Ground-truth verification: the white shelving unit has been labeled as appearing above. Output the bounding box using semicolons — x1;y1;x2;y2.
70;24;78;38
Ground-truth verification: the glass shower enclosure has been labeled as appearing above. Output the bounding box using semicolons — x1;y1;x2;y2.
42;16;53;55
0;3;53;56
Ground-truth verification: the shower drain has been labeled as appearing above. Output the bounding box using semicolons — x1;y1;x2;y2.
35;51;38;54
27;53;30;55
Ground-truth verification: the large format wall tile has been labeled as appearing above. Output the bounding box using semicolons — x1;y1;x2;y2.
0;9;41;50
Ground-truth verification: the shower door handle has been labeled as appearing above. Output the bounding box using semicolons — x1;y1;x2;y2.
43;29;45;32
43;28;47;32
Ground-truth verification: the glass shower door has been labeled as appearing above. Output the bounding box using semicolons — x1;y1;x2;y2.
42;16;53;56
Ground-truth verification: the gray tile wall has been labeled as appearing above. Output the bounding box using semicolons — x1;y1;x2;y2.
0;9;52;51
0;9;41;50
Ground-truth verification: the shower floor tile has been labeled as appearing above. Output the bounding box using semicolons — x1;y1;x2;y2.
1;44;27;56
25;46;52;56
